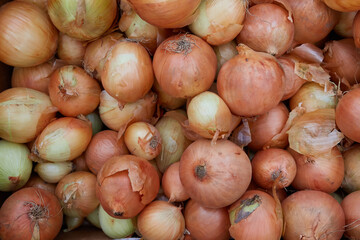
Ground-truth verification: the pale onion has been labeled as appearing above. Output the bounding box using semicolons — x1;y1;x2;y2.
99;205;136;239
162;162;189;202
155;110;192;173
87;206;101;229
64;216;84;232
0;87;57;143
57;33;86;66
334;12;357;37
342;145;360;193
0;140;32;192
322;0;360;12
15;0;48;11
213;41;238;76
86;111;103;135
128;0;201;28
289;82;336;112
354;12;360;48
22;174;56;194
83;32;124;81
99;90;157;133
34;161;74;183
55;171;99;217
124;122;162;160
236;3;294;56
153;80;186;110
137;201;185;240
0;1;58;67
189;0;246;45
47;0;117;41
32;117;93;162
48;65;101;117
341;191;360;239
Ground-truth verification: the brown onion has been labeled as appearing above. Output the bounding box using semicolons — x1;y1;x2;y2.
354;12;360;48
213;41;238;76
73;153;89;172
179;139;252;208
282;190;345;240
342;145;360;193
322;0;360;12
22;174;56;194
334;12;357;37
153;79;186;110
185;199;230;240
341;190;360;239
162;162;189;202
236;3;294;56
48;65;101;117
153;34;217;99
85;130;129;175
217;44;284;117
96;155;160;218
57;33;86;66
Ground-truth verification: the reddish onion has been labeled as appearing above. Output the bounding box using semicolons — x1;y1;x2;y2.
162;162;189;202
15;0;48;12
153;34;217;99
57;33;86;66
179;139;252;208
342;144;360;193
185;199;230;240
354;12;360;48
217;44;284;117
341;190;360;239
73;153;89;172
334;12;357;38
48;65;101;117
85;130;129;175
0;187;63;240
22;174;56;194
153;79;186;110
282;190;345;240
322;0;360;12
96;155;160;218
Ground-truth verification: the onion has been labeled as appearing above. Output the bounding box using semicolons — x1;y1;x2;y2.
96;155;160;218
334;12;357;37
189;0;246;46
124;122;162;160
99;205;136;238
57;33;86;66
213;41;238;76
15;0;48;12
162;162;189;202
342;145;360;193
217;44;284;117
179;139;252;208
336;88;360;142
252;148;296;189
153;33;217;99
153;80;186;110
87;206;101;229
247;102;289;151
0;140;32;191
48;65;101;117
288;147;344;193
229;190;283;240
0;187;63;240
73;153;89;172
99;90;157;133
101;41;154;103
85;130;129;175
0;87;57;143
22;174;56;194
354;12;360;48
56;171;99;218
32;116;93;162
137;201;185;240
34;161;74;183
184;199;230;240
282;190;345;240
127;0;201;28
47;0;117;41
236;3;294;56
287;0;339;44
64;216;84;232
83;32;124;81
0;1;58;67
85;111;103;135
341;191;360;239
322;0;360;12
289;82;336;112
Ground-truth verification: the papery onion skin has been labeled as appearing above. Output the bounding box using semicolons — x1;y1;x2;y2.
179;139;252;208
334;12;357;38
101;41;154;103
185;199;230;240
15;0;48;12
85;130;129;175
282;190;345;240
341;191;360;239
48;65;101;117
153;80;186;110
47;0;117;41
22;174;56;194
236;3;294;57
57;33;86;66
0;87;57;143
34;161;74;184
322;0;360;12
162;162;189;202
217;44;284;117
0;187;63;240
354;12;360;48
0;1;58;67
342;145;360;193
137;200;185;240
153;34;217;99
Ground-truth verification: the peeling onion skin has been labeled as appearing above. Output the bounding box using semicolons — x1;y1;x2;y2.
341;191;360;239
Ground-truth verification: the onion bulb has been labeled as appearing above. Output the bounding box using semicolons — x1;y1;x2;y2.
213;41;238;76
47;0;117;41
322;0;360;12
137;201;185;240
64;216;84;232
153;80;186;110
57;33;86;66
180;139;252;208
0;1;58;67
34;161;74;184
334;12;357;37
73;153;89;172
354;12;360;48
22;174;56;194
162;162;189;202
342;145;360;193
86;111;103;135
87;206;101;229
341;191;360;239
0;140;32;192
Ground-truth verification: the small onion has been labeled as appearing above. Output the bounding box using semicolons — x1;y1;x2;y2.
162;162;189;202
85;111;103;135
87;206;101;229
0;1;58;67
0;140;32;192
137;201;185;240
341;191;360;239
322;0;360;12
184;199;230;240
353;12;360;48
57;33;86;66
22;174;56;194
342;145;360;193
34;161;74;184
153;80;186;110
32;117;93;162
213;41;238;76
334;12;357;38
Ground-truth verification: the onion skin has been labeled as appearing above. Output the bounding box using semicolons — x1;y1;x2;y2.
162;162;189;202
334;11;357;37
14;0;48;11
57;33;86;66
153;34;217;99
217;44;285;117
34;161;74;184
0;1;58;67
342;145;360;193
213;41;238;76
179;139;252;208
153;79;186;110
22;174;56;194
354;12;360;48
73;153;89;172
322;0;360;12
184;199;230;240
282;190;345;240
341;191;360;239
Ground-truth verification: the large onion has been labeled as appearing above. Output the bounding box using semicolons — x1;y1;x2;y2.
322;0;360;12
342;145;360;193
341;190;360;239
